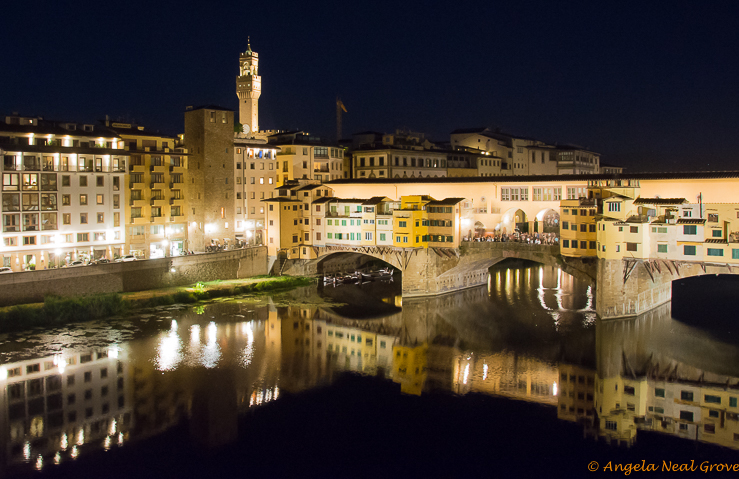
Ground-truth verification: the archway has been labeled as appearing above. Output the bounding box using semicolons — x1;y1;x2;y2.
535;208;560;235
316;251;398;277
514;209;528;234
474;221;486;238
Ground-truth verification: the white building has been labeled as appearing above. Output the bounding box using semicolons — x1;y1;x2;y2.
0;115;127;270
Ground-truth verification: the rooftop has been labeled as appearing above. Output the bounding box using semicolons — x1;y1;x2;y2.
633;197;687;205
327;171;739;185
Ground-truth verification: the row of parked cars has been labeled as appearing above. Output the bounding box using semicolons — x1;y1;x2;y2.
0;255;138;273
66;255;138;267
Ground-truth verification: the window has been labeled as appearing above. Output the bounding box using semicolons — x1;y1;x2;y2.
97;213;104;223
683;225;697;235
80;213;88;224
80;194;88;205
680;410;693;421
626;243;638;252
707;248;723;257
681;391;694;401
683;245;696;256
96;176;104;187
657;244;668;253
655;388;665;398
96;194;104;205
79;176;87;187
77;233;89;242
705;394;721;404
607;202;621;212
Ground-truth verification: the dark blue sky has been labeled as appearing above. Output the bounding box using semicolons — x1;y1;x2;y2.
3;0;738;171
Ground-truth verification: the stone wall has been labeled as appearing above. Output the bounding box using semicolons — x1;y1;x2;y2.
0;247;267;306
595;258;712;319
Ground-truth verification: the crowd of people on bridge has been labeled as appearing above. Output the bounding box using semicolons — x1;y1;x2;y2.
463;232;559;245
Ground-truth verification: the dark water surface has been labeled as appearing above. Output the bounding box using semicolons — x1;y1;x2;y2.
2;263;739;478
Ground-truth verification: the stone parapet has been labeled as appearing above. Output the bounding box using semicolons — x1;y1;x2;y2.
0;247;267;306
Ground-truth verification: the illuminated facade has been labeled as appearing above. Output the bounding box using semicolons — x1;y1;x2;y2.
450;128;560;176
0;115;127;270
183;105;236;250
236;39;261;134
105;123;190;258
233;138;279;245
271;142;345;186
553;145;600;175
264;184;464;259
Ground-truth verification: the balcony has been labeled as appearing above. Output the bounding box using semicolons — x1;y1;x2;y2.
130;216;148;225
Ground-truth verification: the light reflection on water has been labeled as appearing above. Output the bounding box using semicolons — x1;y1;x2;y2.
1;263;738;473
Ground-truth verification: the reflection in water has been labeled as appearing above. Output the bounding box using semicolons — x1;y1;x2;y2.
1;263;738;474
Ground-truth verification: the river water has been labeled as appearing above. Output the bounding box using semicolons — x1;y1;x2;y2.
2;261;738;477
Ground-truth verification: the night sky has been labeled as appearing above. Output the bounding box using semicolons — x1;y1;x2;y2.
3;0;738;172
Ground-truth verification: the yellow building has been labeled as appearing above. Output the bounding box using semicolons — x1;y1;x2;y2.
560;199;598;257
264;185;464;260
105;123;190;258
392;196;429;248
392;343;428;396
560;178;640;258
557;364;596;424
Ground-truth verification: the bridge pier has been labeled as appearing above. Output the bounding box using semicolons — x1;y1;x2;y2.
594;258;721;319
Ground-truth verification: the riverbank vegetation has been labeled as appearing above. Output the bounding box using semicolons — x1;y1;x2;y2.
0;275;313;334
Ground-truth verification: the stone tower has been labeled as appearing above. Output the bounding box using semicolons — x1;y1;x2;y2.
236;38;261;134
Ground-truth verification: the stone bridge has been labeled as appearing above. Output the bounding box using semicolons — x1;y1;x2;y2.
282;243;739;321
280;242;596;298
595;258;739;320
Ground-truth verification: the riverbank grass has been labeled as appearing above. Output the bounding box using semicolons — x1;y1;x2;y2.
0;275;313;334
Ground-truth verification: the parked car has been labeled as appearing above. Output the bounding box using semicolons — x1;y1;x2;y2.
0;267;13;274
66;261;85;267
117;255;137;262
90;259;111;265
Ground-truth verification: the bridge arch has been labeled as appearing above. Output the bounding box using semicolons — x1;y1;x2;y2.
534;208;560;234
314;249;400;275
501;207;529;234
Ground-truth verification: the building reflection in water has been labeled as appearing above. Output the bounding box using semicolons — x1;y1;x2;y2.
2;264;739;473
0;347;132;471
590;302;739;450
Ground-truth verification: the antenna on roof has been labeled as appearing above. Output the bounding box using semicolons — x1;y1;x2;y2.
336;96;347;142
